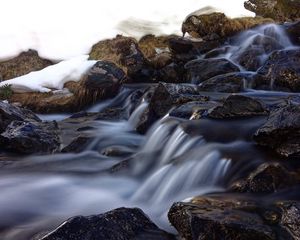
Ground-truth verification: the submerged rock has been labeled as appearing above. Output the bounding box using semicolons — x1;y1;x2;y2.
0;120;60;154
38;208;175;240
254;103;300;157
254;49;300;92
0;101;40;132
185;58;240;84
0;50;53;80
208;94;267;119
182;12;273;39
244;0;300;22
231;162;300;193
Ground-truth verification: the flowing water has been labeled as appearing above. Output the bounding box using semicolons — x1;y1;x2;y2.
0;20;299;240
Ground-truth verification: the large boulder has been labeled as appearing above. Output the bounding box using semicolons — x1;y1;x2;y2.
9;61;124;113
185;58;240;84
136;82;208;133
199;72;255;93
168;196;300;240
0;50;53;80
208;94;267;119
0;101;40;132
89;35;153;83
182;12;273;39
254;103;300;157
244;0;300;22
0;120;60;154
38;208;175;240
231;162;300;193
254;49;300;92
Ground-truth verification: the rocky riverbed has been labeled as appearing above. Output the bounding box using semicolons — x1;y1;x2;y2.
0;0;300;239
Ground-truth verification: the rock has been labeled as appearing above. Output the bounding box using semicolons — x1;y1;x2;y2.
231;162;300;193
253;103;300;157
0;101;40;132
89;35;153;83
286;21;300;45
0;50;53;80
182;12;273;39
169;101;218;120
138;35;173;61
168;196;300;240
185;58;240;84
244;0;300;22
0;120;60;154
169;37;223;63
9;61;124;113
208;94;267;119
199;72;255;93
136;83;208;133
38;208;175;240
254;49;300;92
156;62;186;83
232;35;283;71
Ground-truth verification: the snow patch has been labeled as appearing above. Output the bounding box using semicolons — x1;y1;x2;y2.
0;56;96;93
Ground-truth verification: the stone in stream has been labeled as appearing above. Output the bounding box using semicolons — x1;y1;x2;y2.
198;72;255;93
286;21;300;45
244;0;300;22
254;103;300;158
185;58;240;84
0;101;41;132
168;196;300;240
231;162;300;193
10;61;124;113
136;82;208;134
0;120;60;154
208;94;268;119
182;12;273;39
0;50;53;80
37;208;175;240
253;49;300;92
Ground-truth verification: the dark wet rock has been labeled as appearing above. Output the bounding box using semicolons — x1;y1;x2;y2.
233;35;283;71
244;0;300;22
0;101;40;132
254;49;300;92
199;72;255;93
169;196;300;240
254;103;300;157
156;62;186;83
136;83;208;133
278;201;300;239
101;146;134;158
0;50;53;80
61;136;92;153
77;61;125;107
231;162;300;193
0;120;60;154
286;21;300;45
38;207;175;240
169;101;219;120
208;94;267;119
89;35;153;83
10;61;124;113
169;197;274;240
185;58;240;84
182;12;273;39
